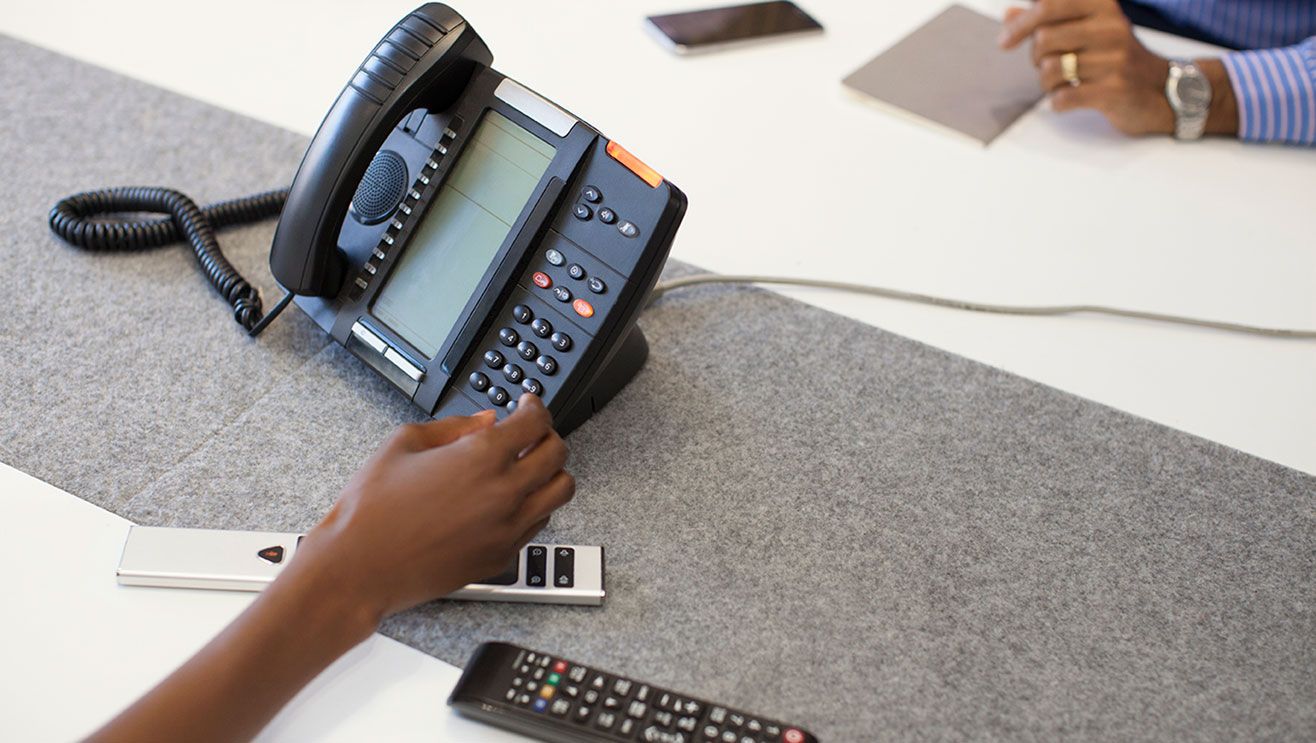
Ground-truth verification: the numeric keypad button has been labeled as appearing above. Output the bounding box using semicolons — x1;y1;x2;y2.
517;340;538;361
499;327;519;346
503;364;525;384
531;317;553;338
487;386;510;406
469;372;489;392
550;331;573;352
536;355;559;376
522;378;544;396
484;350;506;369
512;304;533;323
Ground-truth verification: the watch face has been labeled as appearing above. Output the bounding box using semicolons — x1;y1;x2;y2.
1176;75;1211;110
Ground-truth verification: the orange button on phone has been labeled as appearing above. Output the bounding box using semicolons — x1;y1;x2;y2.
532;272;552;289
572;299;594;318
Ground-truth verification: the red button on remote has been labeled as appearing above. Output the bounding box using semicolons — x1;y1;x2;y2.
783;728;805;743
572;298;594;318
552;660;567;674
532;272;552;289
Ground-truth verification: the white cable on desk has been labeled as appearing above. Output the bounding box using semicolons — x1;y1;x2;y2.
651;274;1316;340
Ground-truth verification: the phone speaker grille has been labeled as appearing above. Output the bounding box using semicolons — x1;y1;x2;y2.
351;149;409;225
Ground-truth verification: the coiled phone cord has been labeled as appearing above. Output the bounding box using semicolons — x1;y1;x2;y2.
48;186;293;336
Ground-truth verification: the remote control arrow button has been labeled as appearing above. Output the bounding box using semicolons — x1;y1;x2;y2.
257;546;284;564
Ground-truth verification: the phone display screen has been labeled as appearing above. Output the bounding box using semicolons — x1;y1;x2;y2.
648;1;822;48
373;110;555;358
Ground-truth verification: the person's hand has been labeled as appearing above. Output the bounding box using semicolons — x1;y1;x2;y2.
289;394;574;624
999;0;1173;135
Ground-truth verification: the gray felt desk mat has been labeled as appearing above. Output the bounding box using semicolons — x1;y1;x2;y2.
2;36;1313;741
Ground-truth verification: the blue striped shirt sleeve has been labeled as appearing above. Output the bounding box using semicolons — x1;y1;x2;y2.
1220;37;1316;145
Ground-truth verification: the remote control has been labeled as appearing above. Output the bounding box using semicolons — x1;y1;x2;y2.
449;642;818;743
116;527;605;605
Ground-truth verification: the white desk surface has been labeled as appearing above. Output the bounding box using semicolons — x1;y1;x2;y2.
2;0;1313;739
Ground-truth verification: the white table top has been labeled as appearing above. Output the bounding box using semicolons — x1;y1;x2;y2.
2;1;1313;739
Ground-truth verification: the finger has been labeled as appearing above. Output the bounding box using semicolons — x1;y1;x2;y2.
513;517;551;551
508;430;569;495
487;393;554;457
515;471;576;532
1031;20;1099;65
999;0;1097;49
396;411;496;451
1003;6;1026;23
1038;51;1119;91
1050;80;1113;112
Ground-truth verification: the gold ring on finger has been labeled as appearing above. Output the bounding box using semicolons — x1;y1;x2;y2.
1061;52;1080;86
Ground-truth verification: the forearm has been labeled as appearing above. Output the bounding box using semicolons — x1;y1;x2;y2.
1195;58;1239;136
87;547;378;743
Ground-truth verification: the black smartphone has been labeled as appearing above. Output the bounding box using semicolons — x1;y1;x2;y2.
645;1;824;55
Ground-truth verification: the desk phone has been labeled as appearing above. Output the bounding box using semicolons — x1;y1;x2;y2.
270;4;687;433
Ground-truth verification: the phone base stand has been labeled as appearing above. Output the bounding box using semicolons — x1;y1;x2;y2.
556;325;648;436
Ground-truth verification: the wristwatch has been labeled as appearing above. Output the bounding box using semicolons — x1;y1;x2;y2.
1166;59;1212;140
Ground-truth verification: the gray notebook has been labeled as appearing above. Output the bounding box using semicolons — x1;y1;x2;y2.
843;4;1043;144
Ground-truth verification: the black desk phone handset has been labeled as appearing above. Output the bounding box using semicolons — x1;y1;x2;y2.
274;4;686;433
51;3;686;435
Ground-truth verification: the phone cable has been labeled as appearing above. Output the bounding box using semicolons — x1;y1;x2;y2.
651;274;1316;340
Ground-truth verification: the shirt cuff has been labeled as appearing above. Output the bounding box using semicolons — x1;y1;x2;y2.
1221;39;1316;146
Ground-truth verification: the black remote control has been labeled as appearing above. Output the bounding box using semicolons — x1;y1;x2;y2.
448;642;818;743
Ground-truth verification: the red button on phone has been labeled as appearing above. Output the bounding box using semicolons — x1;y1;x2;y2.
532;272;552;289
572;299;594;318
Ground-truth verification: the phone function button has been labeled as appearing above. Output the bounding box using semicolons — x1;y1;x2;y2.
531;318;553;338
512;304;534;324
618;221;640;239
572;204;593;221
567;263;586;280
552;286;573;303
550;332;573;352
536;355;559;376
503;364;525;384
587;277;607;294
545;249;566;266
572;299;595;319
469;372;490;392
256;545;285;564
487;386;511;407
484;350;506;369
581;185;602;203
522;378;544;396
532;272;553;289
597;207;617;224
517;341;539;361
499;327;520;347
384;348;424;381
